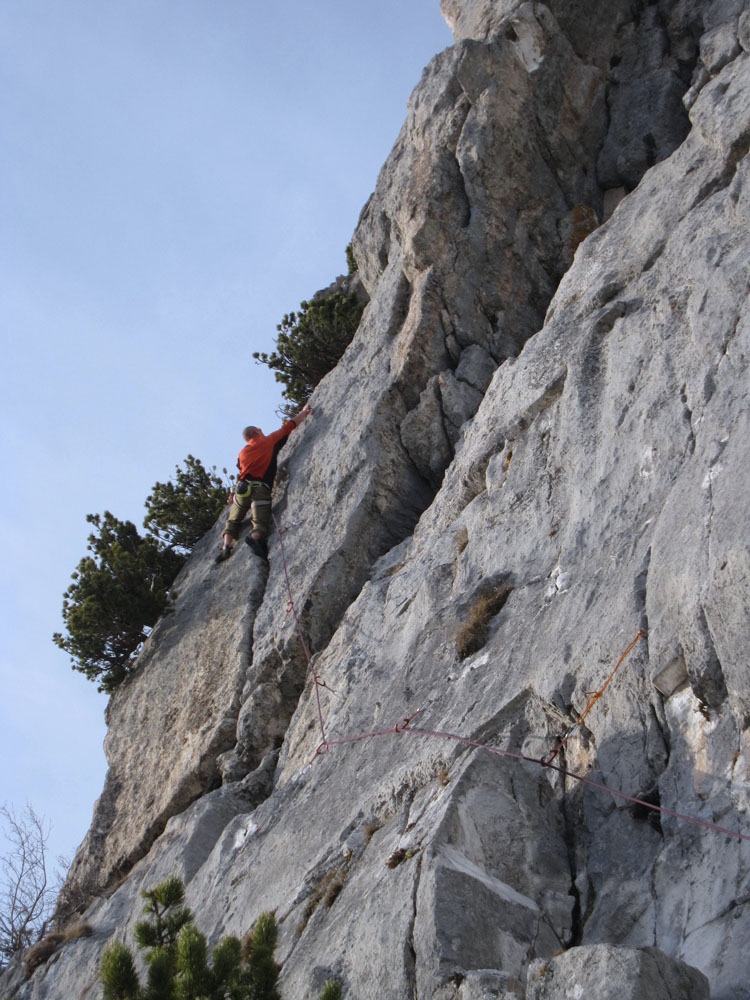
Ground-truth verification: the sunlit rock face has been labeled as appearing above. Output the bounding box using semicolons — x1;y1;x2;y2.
7;2;750;999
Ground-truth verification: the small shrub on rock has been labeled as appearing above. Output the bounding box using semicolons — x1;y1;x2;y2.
22;933;65;977
62;920;94;942
134;874;193;954
345;242;358;274
319;980;343;1000
455;584;514;660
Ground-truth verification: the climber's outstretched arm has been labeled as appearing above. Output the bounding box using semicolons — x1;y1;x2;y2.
292;402;312;427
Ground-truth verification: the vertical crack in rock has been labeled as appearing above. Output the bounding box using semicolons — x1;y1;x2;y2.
680;383;697;456
720;313;742;360
648;702;672;775
560;758;584;949
451;149;472;230
634;546;652;637
406;855;424;1000
650;854;661;947
688;604;729;710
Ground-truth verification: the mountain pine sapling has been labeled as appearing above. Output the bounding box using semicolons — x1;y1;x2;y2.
99;941;140;1000
244;911;282;1000
99;877;283;1000
144;455;232;552
253;289;364;415
53;512;185;692
134;875;193;956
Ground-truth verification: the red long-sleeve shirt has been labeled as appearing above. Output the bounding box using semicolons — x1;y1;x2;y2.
236;421;296;487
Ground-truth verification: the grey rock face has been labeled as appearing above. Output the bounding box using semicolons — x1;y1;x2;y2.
596;7;693;190
237;0;621;796
526;945;710;1000
8;2;750;1000
741;9;750;51
57;520;269;908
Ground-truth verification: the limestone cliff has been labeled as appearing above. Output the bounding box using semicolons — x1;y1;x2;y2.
5;1;750;998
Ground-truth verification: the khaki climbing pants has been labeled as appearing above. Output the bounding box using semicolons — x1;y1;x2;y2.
224;480;272;541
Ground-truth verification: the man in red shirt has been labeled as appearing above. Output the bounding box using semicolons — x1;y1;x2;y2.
217;402;311;562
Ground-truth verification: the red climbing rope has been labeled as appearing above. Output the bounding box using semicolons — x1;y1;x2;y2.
271;517;750;844
334;722;750;841
541;629;645;766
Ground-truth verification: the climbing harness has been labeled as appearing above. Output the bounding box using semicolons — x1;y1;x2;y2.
235;478;266;498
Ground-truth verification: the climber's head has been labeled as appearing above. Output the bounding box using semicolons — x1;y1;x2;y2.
242;426;262;441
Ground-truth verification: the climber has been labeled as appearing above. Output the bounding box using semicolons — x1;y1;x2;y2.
216;402;312;563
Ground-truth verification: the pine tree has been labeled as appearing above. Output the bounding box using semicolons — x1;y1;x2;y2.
173;925;213;999
253;290;364;415
134;876;193;957
53;513;185;692
100;941;140;1000
144;946;174;1000
244;911;281;1000
98;878;283;1000
210;935;244;997
345;243;358;275
144;455;231;553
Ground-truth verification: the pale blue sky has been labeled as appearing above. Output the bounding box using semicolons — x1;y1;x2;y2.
0;1;452;871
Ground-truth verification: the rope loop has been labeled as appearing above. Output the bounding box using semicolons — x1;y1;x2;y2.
268;544;748;841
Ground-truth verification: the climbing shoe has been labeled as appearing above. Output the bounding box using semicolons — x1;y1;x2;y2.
216;546;234;563
246;534;268;559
